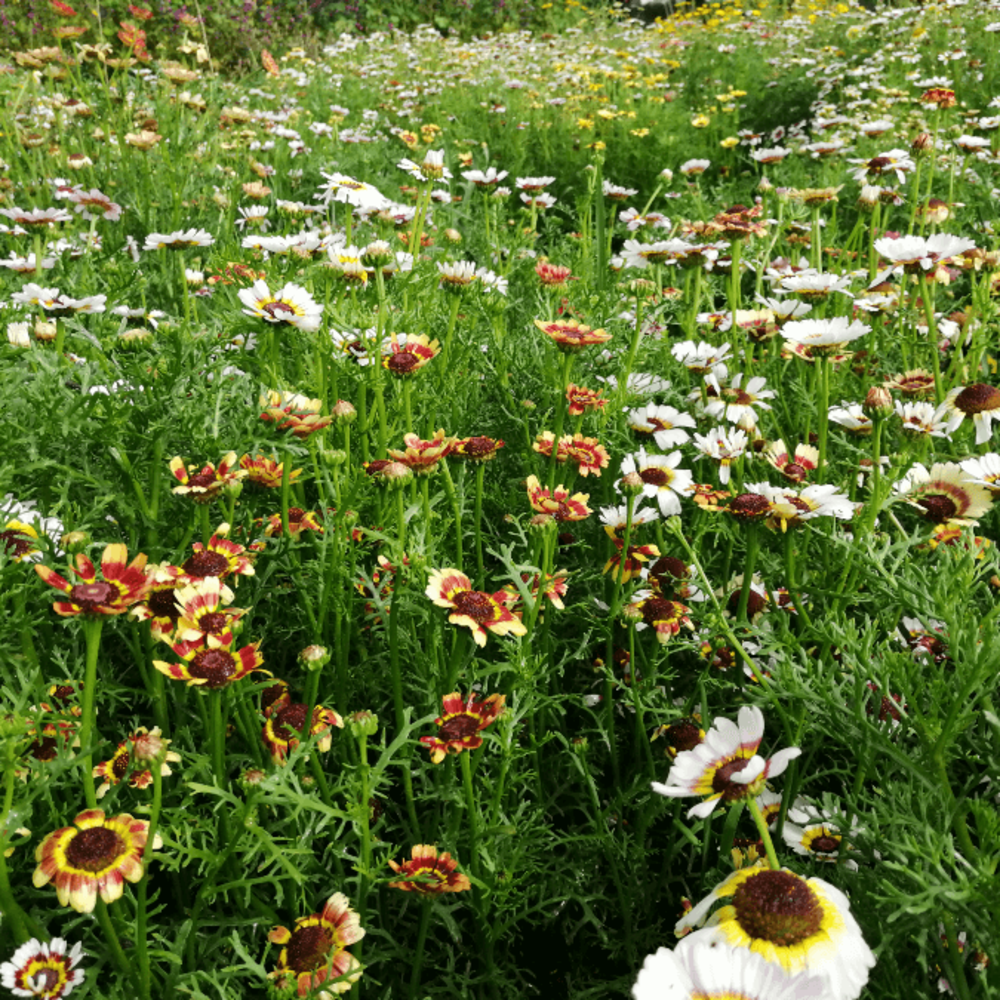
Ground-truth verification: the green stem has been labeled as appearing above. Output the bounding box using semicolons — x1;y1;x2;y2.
80;616;105;809
816;355;830;482
136;761;164;1000
736;523;760;624
473;464;486;589
279;446;293;539
548;352;574;489
459;750;480;881
96;898;142;995
409;899;434;998
918;273;943;404
746;796;781;871
440;462;463;570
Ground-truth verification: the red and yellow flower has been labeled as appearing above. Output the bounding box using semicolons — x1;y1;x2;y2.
525;475;591;522
262;703;344;765
452;436;505;462
260;390;332;439
93;727;180;798
33;808;161;913
625;593;694;643
181;531;257;582
35;544;150;617
500;571;570;611
534;318;612;351
239;453;302;489
382;333;440;376
425;568;527;647
129;562;185;640
566;383;608;416
533;432;610;477
263;507;325;538
387;429;456;474
169;451;246;504
268;893;364;999
388;844;471;894
604;539;660;584
168;576;243;656
419;691;506;763
154;637;264;689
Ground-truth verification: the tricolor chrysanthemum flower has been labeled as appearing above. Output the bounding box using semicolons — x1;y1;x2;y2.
526;475;592;522
93;727;180;798
628;404;697;448
239;453;302;489
316;172;389;211
124;565;180;636
625;592;694;644
419;690;506;763
676;866;876;1000
425;569;527;647
633;937;829;1000
35;544;150;617
652;706;800;819
263;702;344;765
761;484;854;533
452;436;505;462
382;333;440;376
894;462;992;526
702;373;775;428
619;449;693;516
0;938;85;999
142;227;214;250
533;318;612;351
936;383;1000;445
260;390;332;439
565;383;607;416
33;809;161;913
268;893;364;999
782;317;868;353
764;442;818;483
169;451;246;504
670;340;731;375
388;845;471;894
181;531;256;582
873;233;977;279
238;280;322;332
387;430;456;474
155;631;264;688
169;575;242;655
691;428;749;485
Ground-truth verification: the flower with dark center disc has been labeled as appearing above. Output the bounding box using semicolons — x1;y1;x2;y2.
154;638;264;689
36;543;150;617
268;893;364;998
419;691;506;763
0;936;86;1000
938;383;1000;444
425;568;526;647
263;702;344;765
33;808;161;913
388;844;471;894
651;717;705;758
652;706;800;819
675;865;876;1000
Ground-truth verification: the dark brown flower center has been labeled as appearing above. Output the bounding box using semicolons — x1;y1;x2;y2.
438;713;482;741
0;529;34;558
732;870;824;947
954;383;1000;415
639;467;670;487
711;757;753;800
451;590;499;624
650;556;688;580
783;462;807;482
65;825;124;872
69;581;118;609
664;719;702;754
183;551;230;577
111;747;131;780
387;350;420;374
198;612;229;633
262;301;296;319
811;835;841;854
727;587;767;617
917;493;959;522
730;493;771;519
273;703;309;741
28;967;61;992
186;470;219;489
462;436;498;459
188;648;237;686
148;588;181;621
641;597;678;625
867;156;893;173
285;923;334;973
28;736;59;761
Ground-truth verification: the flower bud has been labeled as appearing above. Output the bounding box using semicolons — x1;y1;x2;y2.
34;320;58;342
443;227;462;244
298;644;330;671
863;386;893;416
347;710;379;738
857;185;880;212
60;530;89;552
331;399;357;424
911;131;934;154
620;471;645;496
322;448;348;466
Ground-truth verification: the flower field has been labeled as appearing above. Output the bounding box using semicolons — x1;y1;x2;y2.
2;0;1000;996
